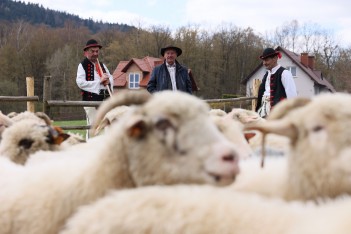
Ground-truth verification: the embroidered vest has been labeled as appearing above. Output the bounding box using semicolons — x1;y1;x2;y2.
80;58;108;101
256;66;287;111
81;58;106;81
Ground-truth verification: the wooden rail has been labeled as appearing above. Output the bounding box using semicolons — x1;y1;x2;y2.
1;76;259;132
0;96;39;102
204;97;257;103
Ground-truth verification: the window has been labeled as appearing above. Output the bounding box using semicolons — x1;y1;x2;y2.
286;66;297;77
129;73;140;89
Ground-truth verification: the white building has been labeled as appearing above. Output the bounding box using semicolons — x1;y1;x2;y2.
243;46;335;98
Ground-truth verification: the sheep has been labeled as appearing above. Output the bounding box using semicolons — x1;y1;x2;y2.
0;119;69;165
7;110;53;125
59;185;351;234
208;108;227;117
232;93;351;201
94;105;131;135
209;114;252;159
1;110;86;164
0;90;242;234
226;108;290;156
59;132;85;148
226;107;263;124
230;155;288;198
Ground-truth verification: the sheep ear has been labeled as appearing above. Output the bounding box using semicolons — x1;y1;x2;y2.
47;126;70;145
245;120;298;141
267;98;311;120
126;116;148;139
244;132;256;141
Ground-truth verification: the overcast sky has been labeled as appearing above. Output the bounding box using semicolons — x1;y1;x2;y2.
23;0;351;47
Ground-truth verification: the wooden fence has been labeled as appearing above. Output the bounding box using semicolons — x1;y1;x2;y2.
0;77;261;131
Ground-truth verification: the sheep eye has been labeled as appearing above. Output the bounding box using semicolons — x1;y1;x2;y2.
155;118;174;131
312;125;324;132
19;138;34;149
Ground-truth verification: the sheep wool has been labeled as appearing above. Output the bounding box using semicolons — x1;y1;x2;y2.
60;185;351;234
0;90;241;234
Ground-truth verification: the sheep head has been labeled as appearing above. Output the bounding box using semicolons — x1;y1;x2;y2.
245;93;351;200
109;91;241;187
0;120;69;165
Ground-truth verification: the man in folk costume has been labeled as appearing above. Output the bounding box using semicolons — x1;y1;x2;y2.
76;39;114;139
256;47;297;118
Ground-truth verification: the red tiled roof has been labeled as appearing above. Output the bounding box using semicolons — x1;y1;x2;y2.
112;61;128;86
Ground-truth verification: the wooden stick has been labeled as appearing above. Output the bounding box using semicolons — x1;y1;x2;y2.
96;58;113;96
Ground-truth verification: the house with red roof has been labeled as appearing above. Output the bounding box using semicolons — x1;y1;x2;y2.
112;56;198;92
243;46;335;98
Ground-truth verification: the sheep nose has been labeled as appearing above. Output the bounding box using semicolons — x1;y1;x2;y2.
205;142;240;185
222;154;235;162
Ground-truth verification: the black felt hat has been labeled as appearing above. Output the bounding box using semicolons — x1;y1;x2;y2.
83;39;102;51
160;45;182;56
259;48;281;59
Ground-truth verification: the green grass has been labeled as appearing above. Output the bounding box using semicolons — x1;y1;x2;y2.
53;120;87;139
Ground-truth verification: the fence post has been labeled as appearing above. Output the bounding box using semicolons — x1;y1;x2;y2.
251;79;261;111
26;77;35;112
43;76;52;115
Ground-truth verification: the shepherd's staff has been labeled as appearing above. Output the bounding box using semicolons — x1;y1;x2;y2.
95;58;113;96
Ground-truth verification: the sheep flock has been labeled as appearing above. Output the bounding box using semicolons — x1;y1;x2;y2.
1;90;351;234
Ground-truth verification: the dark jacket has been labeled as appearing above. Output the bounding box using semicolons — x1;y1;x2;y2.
256;66;287;112
147;61;192;94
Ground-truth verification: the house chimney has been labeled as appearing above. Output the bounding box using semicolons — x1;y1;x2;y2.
300;52;308;67
308;55;315;70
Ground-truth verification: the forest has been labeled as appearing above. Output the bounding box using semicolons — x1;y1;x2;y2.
0;0;350;119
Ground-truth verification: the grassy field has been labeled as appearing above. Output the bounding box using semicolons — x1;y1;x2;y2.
53;120;87;139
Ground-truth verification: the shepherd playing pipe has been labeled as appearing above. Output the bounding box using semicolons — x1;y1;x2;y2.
76;39;114;139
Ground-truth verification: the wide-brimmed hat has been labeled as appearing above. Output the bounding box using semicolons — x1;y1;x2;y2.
83;39;102;51
259;48;281;59
160;45;182;56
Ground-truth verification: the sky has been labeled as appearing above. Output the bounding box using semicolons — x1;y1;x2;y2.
23;0;351;47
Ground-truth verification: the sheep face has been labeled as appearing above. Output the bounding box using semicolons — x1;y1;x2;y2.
287;94;351;200
227;108;263;124
246;93;351;200
0;120;65;165
113;91;241;187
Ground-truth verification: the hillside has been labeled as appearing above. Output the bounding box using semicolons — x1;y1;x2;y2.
0;0;134;33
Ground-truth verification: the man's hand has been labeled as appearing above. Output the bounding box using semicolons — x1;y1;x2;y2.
100;73;110;86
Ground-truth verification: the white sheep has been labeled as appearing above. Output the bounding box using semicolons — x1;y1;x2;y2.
208;108;227;117
0;90;242;234
93;105;131;135
59;131;85;148
0;119;69;165
232;93;351;201
226;108;290;156
209;114;252;159
7;111;53;125
59;185;351;234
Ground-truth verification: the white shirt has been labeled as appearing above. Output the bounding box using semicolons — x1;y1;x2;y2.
263;64;297;98
76;62;114;94
166;63;177;91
